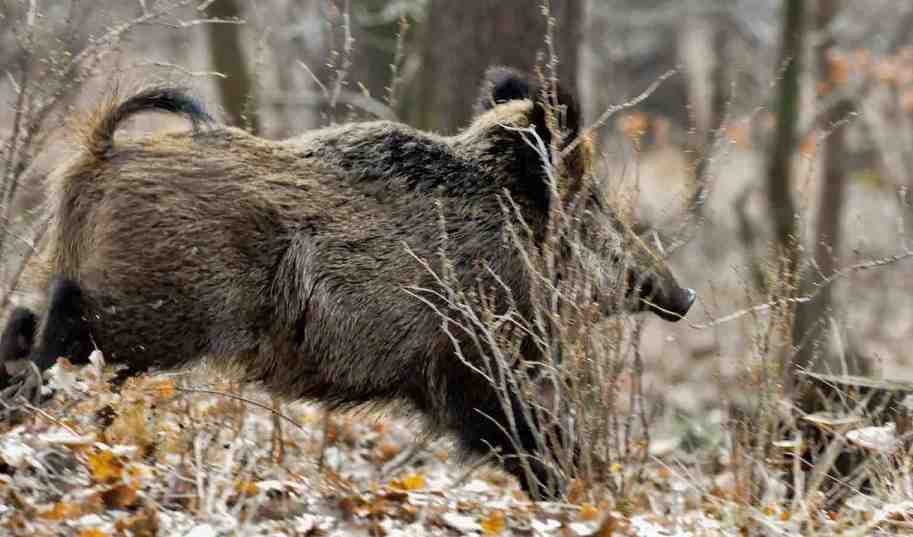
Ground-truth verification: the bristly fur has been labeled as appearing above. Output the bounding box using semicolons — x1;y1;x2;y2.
78;86;214;159
3;70;694;500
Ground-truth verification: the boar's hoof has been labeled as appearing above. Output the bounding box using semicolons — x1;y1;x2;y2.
0;363;48;422
509;458;566;501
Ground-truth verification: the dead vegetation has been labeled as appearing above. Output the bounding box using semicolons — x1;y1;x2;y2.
2;1;913;536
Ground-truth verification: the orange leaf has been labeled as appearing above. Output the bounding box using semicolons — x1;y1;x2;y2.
236;480;260;497
579;502;600;521
480;510;506;536
77;530;108;537
565;479;586;504
391;473;426;491
149;379;177;400
39;501;83;521
375;441;401;463
87;450;125;483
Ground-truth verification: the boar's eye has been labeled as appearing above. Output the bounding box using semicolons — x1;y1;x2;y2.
622;270;657;307
636;274;655;301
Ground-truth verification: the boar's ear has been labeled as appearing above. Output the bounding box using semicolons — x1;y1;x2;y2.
477;66;582;149
476;66;533;112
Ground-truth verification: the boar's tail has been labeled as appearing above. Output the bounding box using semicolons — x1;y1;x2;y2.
80;86;214;159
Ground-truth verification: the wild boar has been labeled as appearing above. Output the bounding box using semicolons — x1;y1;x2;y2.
0;67;695;498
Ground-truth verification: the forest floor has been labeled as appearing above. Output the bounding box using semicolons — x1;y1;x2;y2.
1;354;910;537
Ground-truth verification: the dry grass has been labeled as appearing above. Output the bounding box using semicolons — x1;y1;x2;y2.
2;2;913;536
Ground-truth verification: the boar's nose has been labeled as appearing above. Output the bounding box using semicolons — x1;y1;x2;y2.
649;287;697;322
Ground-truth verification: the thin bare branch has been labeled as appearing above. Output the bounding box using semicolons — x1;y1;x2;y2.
691;250;913;329
174;386;308;434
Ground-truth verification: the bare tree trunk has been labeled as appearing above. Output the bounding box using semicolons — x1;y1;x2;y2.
348;0;404;106
690;13;728;217
765;0;805;394
407;0;582;133
792;0;867;383
766;0;804;280
206;0;260;133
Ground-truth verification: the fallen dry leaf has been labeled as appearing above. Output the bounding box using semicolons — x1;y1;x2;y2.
77;529;108;537
480;509;506;535
390;472;426;491
578;502;600;521
148;378;177;400
39;501;84;521
236;480;260;497
101;483;140;509
87;449;125;483
115;507;160;537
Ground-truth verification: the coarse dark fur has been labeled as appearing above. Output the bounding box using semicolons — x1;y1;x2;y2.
0;67;695;499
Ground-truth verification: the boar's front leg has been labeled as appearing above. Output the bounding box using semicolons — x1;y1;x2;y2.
440;364;566;500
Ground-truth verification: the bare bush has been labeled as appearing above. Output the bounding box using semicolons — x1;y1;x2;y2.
407;68;680;502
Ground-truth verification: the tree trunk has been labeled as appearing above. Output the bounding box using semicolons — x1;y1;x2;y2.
690;13;729;217
765;0;805;394
206;0;260;133
407;0;582;133
349;0;404;108
792;0;867;387
766;0;804;281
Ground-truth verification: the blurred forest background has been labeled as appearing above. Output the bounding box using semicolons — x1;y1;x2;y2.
2;0;913;535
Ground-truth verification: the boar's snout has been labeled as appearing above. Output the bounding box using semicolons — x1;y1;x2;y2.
614;233;697;322
647;286;696;322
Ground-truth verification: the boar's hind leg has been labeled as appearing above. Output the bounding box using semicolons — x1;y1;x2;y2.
0;307;38;363
0;278;91;405
30;278;93;372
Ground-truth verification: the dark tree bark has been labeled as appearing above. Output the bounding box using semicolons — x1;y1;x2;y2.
407;0;582;133
206;0;260;133
348;0;404;105
792;0;868;386
766;0;804;281
764;0;805;395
